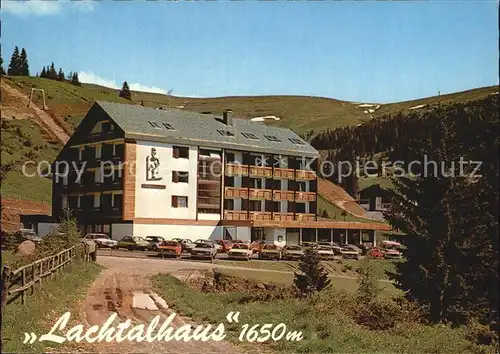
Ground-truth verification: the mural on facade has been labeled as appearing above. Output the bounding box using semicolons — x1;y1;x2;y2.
146;148;162;181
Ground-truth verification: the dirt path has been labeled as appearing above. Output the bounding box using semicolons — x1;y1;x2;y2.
1;81;69;144
60;258;268;353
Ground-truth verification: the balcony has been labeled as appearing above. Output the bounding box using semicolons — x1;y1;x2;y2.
296;213;316;221
249;211;272;221
273;167;295;179
225;163;248;176
225;187;249;199
295;170;317;180
273;190;295;201
249;166;272;178
249;188;272;200
224;210;248;221
295;192;316;202
272;212;295;221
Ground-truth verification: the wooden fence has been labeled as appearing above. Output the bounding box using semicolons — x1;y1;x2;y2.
1;243;94;308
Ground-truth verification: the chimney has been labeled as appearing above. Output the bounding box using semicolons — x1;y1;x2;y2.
222;109;233;126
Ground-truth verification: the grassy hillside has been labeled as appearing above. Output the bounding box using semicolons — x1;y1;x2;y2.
6;76;497;135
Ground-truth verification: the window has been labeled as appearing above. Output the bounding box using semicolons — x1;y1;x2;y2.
173;146;189;159
162;122;175;130
113;194;123;208
288;137;305;145
172;171;189;183
172;196;188;208
225;153;235;163
224;199;234;210
217;129;235;137
241;132;258;140
148;121;161;129
264;135;281;142
224;176;235;187
102;122;112;133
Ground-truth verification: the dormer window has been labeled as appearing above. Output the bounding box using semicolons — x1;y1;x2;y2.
289;137;305;145
217;129;235;137
241;132;258;140
149;121;161;129
264;135;281;142
162;122;175;130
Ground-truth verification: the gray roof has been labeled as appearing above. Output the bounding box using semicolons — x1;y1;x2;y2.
96;101;319;157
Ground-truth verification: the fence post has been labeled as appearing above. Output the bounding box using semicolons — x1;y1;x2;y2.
39;262;43;290
31;264;35;295
1;266;12;309
21;268;26;305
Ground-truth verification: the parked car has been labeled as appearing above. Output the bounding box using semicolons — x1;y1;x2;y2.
367;247;385;259
145;236;165;251
83;233;118;249
340;244;363;255
301;241;317;248
282;245;304;260
15;229;42;244
259;243;282;260
190;242;217;260
317;245;335;260
172;238;196;252
381;248;402;260
227;243;253;260
341;247;359;260
331;242;343;255
215;239;234;253
250;240;265;254
117;236;150;251
157;240;182;258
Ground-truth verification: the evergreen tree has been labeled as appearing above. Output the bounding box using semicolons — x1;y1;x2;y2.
70;72;81;86
119;81;132;100
0;55;5;75
7;46;20;76
294;246;331;296
385;98;499;325
19;48;30;76
40;66;47;78
48;62;57;80
57;68;65;81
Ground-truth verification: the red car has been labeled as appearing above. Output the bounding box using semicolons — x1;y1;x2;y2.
216;239;234;252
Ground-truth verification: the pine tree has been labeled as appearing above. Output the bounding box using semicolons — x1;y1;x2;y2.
48;62;57;80
40;66;47;78
293;246;331;296
385;98;499;325
0;55;5;75
70;72;81;86
119;81;131;100
57;68;65;81
7;46;20;76
19;48;30;76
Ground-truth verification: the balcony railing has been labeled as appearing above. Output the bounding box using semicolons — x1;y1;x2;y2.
223;211;317;222
225;187;249;199
224;210;248;220
249;166;273;178
249;212;272;221
295;191;316;202
273;167;295;179
295;213;316;221
225;163;248;176
249;188;272;200
272;212;295;221
295;170;317;180
273;190;295;201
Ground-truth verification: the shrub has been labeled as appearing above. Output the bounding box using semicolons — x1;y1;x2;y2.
23;139;32;147
356;258;382;303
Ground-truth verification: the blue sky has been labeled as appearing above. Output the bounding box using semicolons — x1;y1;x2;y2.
2;0;498;102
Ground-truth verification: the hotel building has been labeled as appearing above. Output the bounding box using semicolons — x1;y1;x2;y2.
50;101;388;244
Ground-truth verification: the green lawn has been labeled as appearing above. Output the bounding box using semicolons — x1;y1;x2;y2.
1;261;103;353
152;274;486;353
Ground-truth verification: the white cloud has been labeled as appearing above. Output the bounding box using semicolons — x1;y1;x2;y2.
2;0;95;17
78;71;168;95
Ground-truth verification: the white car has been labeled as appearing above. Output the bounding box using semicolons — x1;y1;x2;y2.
83;233;118;249
317;245;335;261
190;242;217;260
227;243;253;261
194;239;222;252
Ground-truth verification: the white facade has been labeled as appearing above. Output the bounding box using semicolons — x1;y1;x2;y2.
134;141;199;220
